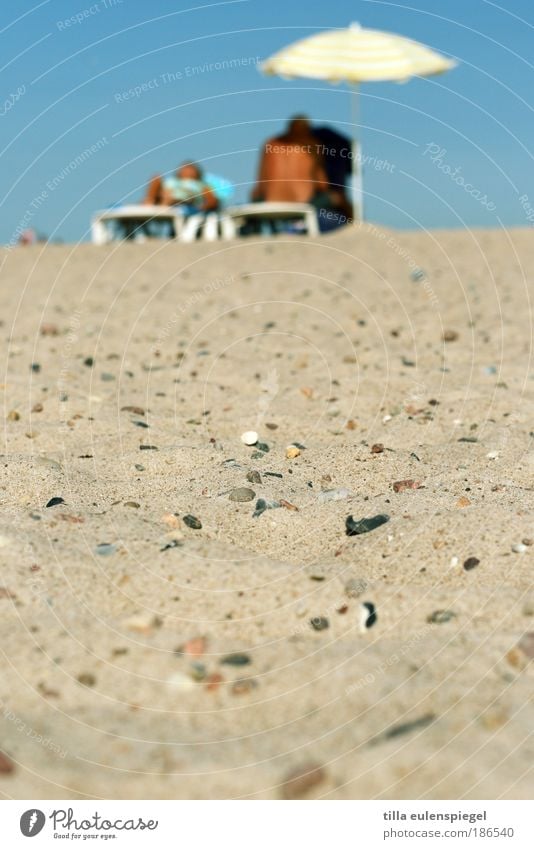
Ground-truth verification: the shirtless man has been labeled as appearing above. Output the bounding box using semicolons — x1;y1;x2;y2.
251;116;330;204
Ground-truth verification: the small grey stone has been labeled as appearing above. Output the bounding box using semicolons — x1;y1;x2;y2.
95;543;117;556
427;610;456;624
345;577;368;598
253;498;281;517
246;471;262;484
229;487;256;503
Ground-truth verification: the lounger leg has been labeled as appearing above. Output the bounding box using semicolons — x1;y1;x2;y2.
219;215;236;240
91;217;109;245
202;213;220;241
180;214;204;243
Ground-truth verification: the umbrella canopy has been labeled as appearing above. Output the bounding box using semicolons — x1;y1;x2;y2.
262;22;456;83
261;23;456;220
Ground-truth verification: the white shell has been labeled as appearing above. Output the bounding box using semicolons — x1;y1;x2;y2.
512;543;527;554
241;431;258;446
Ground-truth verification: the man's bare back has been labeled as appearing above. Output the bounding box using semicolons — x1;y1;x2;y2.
252;117;329;204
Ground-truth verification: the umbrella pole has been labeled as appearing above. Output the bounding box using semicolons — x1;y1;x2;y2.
351;84;363;223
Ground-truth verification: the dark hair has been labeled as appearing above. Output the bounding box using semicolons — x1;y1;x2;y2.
179;161;203;178
288;114;310;133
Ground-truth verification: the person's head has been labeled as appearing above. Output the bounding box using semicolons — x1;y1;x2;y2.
177;161;203;180
287;115;311;138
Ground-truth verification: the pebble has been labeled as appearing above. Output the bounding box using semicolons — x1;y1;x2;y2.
392;479;422;493
253;498;281;517
205;673;224;692
411;268;426;281
246;471;262;484
121;405;145;415
160;539;181;551
512;543;527;554
77;673;96;687
486;451;499;460
40;322;59;336
345;578;368;598
318;488;350;503
232;678;258;695
7;410;20;421
189;662;207;681
46;497;65;508
281;763;326;799
518;632;534;659
346;514;390;536
360;602;377;630
371;443;384;454
0;752;15;774
310;617;329;631
443;330;459;342
286;445;301;459
463;556;480;571
167;671;195;691
123;613;162;635
183;514;202;529
280;499;299;512
161;513;180;528
229;487;256;503
183;637;207;658
95;543;117;556
220;653;251;666
450;556;459;568
241;431;258;446
371;713;435;745
427;610;456;624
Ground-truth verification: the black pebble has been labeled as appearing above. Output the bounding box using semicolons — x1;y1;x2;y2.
310;617;329;631
346;514;390;536
220;653;251;666
183;514;202;530
463;557;480;571
362;602;377;628
46;497;65;508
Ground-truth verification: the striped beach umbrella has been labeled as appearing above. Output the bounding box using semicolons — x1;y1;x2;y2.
262;23;456;221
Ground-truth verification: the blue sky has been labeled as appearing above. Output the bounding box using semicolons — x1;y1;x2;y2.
1;0;533;242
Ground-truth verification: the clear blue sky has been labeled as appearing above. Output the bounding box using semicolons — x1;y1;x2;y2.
1;0;533;243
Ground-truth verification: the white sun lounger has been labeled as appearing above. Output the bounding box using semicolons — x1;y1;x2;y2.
220;202;319;239
91;205;186;244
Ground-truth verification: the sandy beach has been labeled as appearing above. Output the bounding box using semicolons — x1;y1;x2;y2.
1;223;533;800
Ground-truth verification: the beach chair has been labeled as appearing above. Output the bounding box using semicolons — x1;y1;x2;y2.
91;205;185;244
220;202;319;239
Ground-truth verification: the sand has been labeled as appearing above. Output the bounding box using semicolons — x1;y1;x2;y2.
0;223;533;799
